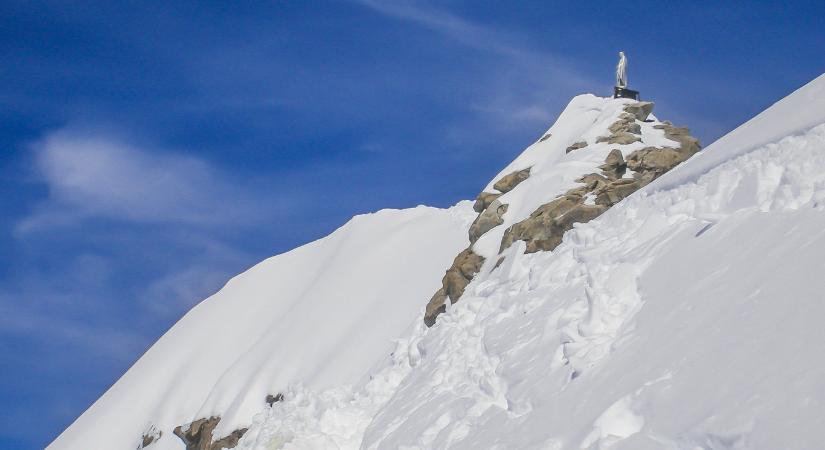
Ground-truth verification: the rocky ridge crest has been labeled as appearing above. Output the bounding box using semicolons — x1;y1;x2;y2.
425;99;700;326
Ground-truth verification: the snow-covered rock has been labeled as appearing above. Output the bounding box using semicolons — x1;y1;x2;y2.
426;96;701;326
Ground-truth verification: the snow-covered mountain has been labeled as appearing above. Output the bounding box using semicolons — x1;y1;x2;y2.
47;205;476;450
50;73;825;450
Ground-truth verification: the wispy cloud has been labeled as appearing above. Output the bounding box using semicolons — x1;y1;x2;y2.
355;0;596;142
19;127;278;233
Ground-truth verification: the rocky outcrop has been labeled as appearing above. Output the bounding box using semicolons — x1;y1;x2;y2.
138;427;161;449
472;192;501;213
493;168;531;193
599;149;627;179
608;113;642;135
425;100;700;326
500;194;606;253
265;393;284;406
539;132;553;142
212;429;248;450
596;131;641;145
426;168;533;325
469;200;507;243
424;249;484;327
623;101;654;121
566;141;588;153
173;417;247;450
500;103;701;254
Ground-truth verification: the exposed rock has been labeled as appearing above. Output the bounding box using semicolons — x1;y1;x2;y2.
575;173;610;191
623;101;654;121
599;149;627;179
539;132;553;142
212;428;248;450
493;168;531;193
596;132;641;145
565;141;588;153
424;288;448;327
602;149;625;168
656;123;702;155
500;117;701;255
469;200;508;243
627;147;685;178
500;193;607;253
608;113;642;135
424;248;484;327
593;178;641;207
138;427;162;449
472;191;501;213
265;393;284;406
173;417;247;450
424;101;701;327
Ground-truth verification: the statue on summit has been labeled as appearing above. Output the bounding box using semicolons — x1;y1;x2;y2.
616;51;628;88
613;51;638;100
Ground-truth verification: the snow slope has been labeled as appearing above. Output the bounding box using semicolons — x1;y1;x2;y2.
47;203;476;450
236;76;825;449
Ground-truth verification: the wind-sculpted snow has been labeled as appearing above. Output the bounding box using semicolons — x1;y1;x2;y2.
238;123;825;449
651;73;825;192
48;204;476;450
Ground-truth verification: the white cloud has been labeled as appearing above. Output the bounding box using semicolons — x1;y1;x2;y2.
19;127;272;232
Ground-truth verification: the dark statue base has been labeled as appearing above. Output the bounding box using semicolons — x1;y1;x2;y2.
614;87;640;101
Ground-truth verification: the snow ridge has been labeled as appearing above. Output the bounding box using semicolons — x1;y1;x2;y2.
237;121;825;449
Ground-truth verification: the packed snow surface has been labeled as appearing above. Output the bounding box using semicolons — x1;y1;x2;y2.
236;75;825;449
47;203;476;450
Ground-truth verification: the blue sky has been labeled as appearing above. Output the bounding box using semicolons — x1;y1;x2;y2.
1;1;824;448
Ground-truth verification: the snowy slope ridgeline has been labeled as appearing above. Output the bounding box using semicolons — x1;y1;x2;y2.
237;76;825;449
50;73;825;450
47;204;476;450
425;95;699;326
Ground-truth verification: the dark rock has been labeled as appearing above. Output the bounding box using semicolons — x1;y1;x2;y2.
472;191;501;213
138;427;162;449
173;417;247;450
623;102;654;121
265;393;284;406
493;168;531;193
539;132;552;142
469;200;508;243
565;141;588;153
424;249;485;326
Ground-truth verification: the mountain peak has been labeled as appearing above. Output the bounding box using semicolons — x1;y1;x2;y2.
425;94;700;326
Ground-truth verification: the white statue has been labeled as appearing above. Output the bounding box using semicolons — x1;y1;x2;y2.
616;51;628;88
